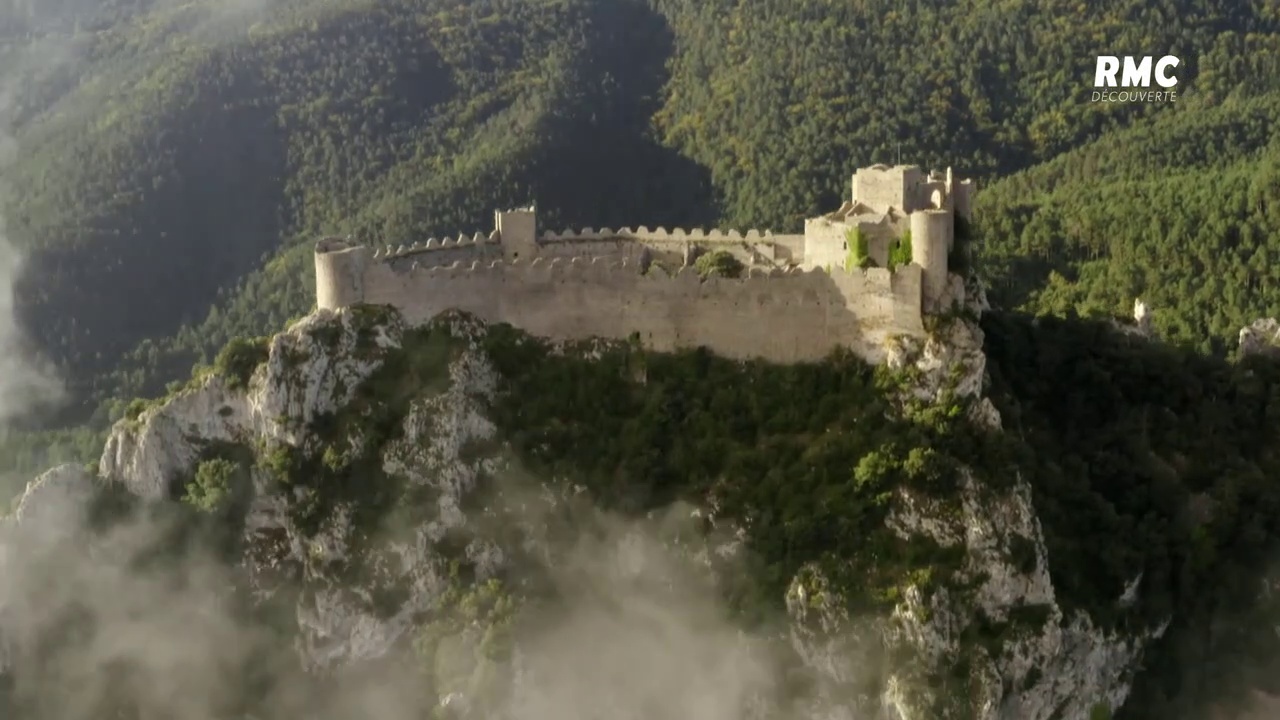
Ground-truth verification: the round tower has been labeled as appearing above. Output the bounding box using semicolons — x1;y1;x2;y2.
315;238;371;310
910;210;952;310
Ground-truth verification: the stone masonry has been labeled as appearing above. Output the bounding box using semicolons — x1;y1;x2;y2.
314;165;975;365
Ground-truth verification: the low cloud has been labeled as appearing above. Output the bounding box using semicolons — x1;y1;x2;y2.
501;505;783;720
0;467;845;720
0;84;65;427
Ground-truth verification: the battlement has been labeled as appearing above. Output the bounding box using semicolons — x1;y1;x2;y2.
358;225;778;258
369;231;496;260
366;254;891;286
535;226;779;242
313;164;975;365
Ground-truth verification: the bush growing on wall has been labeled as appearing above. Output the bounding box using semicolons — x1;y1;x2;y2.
889;230;913;270
845;228;873;270
694;249;744;278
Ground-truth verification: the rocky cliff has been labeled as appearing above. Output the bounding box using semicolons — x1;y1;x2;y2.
0;304;1196;719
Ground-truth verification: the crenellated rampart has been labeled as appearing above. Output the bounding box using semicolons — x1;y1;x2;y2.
314;164;974;365
369;231;499;266
367;226;805;267
536;226;781;243
348;255;923;364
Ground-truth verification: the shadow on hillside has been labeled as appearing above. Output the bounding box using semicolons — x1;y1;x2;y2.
980;311;1280;720
12;12;460;424
513;0;719;231
14;80;290;419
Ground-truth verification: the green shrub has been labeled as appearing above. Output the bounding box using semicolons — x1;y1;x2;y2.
694;249;744;279
213;336;271;391
124;398;151;421
889;230;913;269
184;458;238;513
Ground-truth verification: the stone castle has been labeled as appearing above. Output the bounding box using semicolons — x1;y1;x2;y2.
314;164;975;364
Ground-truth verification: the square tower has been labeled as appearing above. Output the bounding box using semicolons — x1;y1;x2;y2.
852;165;926;214
495;206;538;260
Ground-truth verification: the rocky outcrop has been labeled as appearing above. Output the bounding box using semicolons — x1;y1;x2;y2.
1239;318;1280;359
94;309;512;671
4;305;1160;718
99;308;403;500
881;471;1168;719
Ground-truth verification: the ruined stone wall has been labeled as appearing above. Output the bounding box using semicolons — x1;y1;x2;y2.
803;219;850;269
312;164;977;363
338;256;924;364
805;216;907;270
354;226;809;271
536;227;804;259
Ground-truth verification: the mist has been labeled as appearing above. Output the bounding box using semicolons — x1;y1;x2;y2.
494;503;786;720
0;465;859;720
0;79;65;428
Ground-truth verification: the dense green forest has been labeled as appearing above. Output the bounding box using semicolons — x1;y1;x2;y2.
4;0;1280;438
976;89;1280;355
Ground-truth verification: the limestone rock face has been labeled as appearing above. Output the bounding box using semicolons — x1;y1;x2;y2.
1239;318;1280;359
6;306;1159;717
774;454;1164;720
99;308;402;500
847;294;1161;718
94;307;475;670
292;315;503;671
877;471;1167;720
885;313;1002;429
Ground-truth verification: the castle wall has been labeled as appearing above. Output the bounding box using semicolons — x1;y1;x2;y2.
366;227;809;272
353;258;924;364
920;179;948;211
537;226;803;251
496;209;538;260
388;244;500;270
853;166;906;213
805;216;905;270
316;164;972;365
773;235;804;264
858;220;902;267
803;219;849;269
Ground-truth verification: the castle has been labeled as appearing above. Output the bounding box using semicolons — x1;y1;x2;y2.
314;164;974;364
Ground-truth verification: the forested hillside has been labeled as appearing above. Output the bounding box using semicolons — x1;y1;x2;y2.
2;0;715;424
5;0;1280;478
976;88;1280;355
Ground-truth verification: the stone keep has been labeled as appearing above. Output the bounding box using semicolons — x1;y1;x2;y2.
314;164;975;365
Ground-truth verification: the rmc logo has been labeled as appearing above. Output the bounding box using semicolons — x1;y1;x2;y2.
1091;56;1180;103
